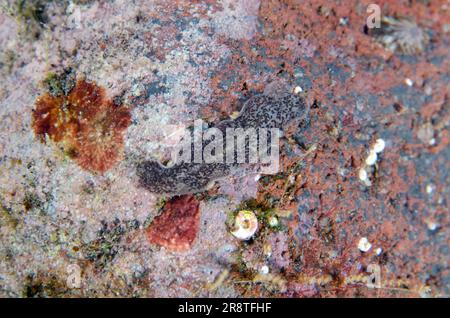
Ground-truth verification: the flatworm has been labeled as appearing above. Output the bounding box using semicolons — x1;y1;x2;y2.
137;92;308;195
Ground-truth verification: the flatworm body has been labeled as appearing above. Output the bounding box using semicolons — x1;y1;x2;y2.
137;92;308;195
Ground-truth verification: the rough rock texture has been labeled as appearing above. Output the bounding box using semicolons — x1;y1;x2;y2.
0;0;449;298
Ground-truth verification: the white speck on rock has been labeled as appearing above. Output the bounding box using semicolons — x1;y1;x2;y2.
358;237;372;252
429;138;436;146
294;86;303;94
426;220;439;231
260;265;269;274
358;168;368;181
405;78;414;86
373;138;386;153
365;150;378;166
268;216;279;227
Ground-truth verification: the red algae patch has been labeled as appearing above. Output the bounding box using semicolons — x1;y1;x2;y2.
146;195;200;252
32;79;131;173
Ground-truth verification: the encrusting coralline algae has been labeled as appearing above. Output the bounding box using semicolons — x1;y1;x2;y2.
136;91;309;195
